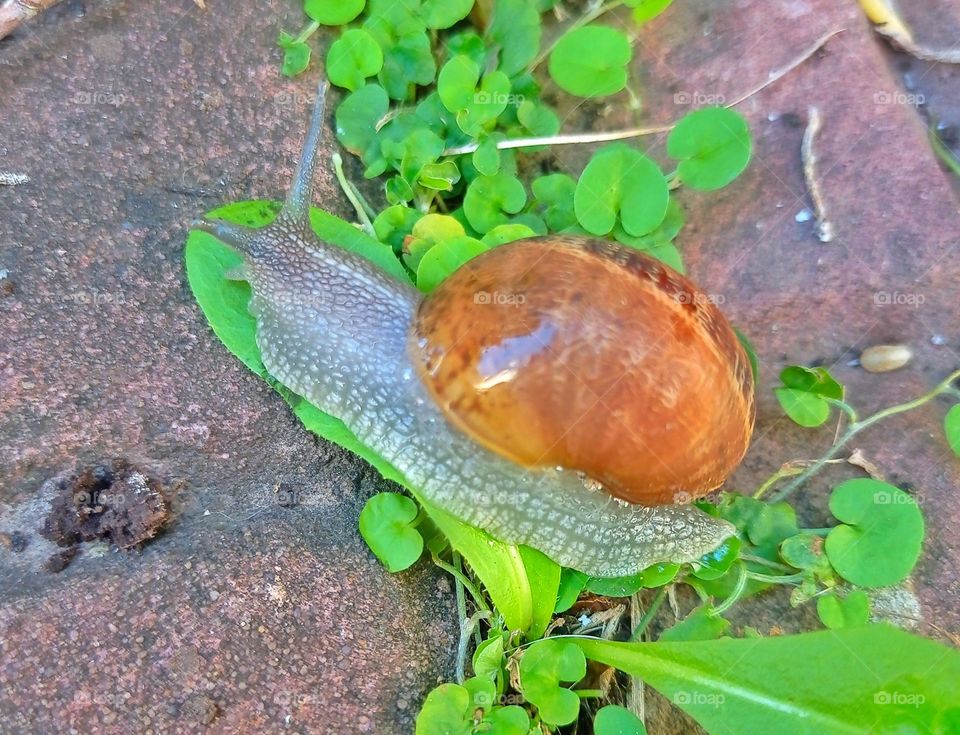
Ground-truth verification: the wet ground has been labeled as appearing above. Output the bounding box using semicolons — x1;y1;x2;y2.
1;0;958;733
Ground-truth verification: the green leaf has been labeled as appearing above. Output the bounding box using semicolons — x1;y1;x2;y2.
305;0;365;25
549;26;632;98
627;0;674;23
945;404;960;456
445;30;488;69
577;625;960;735
358;493;423;572
691;535;741;581
595;704;648;734
659;605;730;642
473;633;505;680
367;20;436;100
473;135;502;176
518;546;562;639
774;365;844;428
278;33;311;77
437;55;511;137
486;0;542;76
374;205;424;253
825;479;925;588
416;236;488;292
464;173;527;234
335;84;390;164
779;533;826;571
415;683;471;735
326;29;383;92
422;0;474;28
555;568;588;613
483;706;530;734
667;107;752;191
481;224;535;247
640;562;680;588
817;590;870;629
517;99;560;137
419;161;462;192
575;144;669;236
531;174;578;231
520;639;586;726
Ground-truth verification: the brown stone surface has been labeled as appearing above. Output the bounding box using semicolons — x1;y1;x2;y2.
1;0;959;734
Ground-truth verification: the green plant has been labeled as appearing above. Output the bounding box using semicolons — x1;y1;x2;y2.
185;1;960;733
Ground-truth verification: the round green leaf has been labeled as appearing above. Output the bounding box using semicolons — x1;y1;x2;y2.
305;0;365;25
482;224;535;247
473;135;502;176
403;214;467;271
422;0;474;29
415;683;471;735
667;107;752;191
358;493;424;572
659;604;730;642
335;84;390;156
691;535;741;580
586;573;644;598
548;25;632;98
373;204;423;253
416;236;488;292
816;590;870;630
574;144;669;236
945;404;960;456
825;479;925;588
464;173;527;233
520;639;587;726
368;22;436;100
472;634;505;680
486;0;542;76
438;54;480;112
774;388;830;427
532;174;577;231
628;0;674;23
326;29;383;92
595;704;649;735
517;99;560;137
554;568;588;613
640;562;680;588
278;33;311;77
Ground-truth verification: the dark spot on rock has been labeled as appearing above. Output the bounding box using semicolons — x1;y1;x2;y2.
0;530;28;552
0;275;13;297
42;459;171;551
45;546;78;573
274;477;307;508
781;112;804;128
181;694;218;725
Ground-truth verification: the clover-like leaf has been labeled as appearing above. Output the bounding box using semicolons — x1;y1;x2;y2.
327;29;384;92
422;0;474;29
415;683;471;735
335;84;390;173
278;32;311;77
825;479;924;588
366;17;436;100
549;26;632;98
817;590;871;630
473;135;502;176
627;0;674;23
945;404;960;456
486;0;542;76
483;706;530;734
774;365;844;428
403;214;467;271
373;205;423;254
659;605;730;642
305;0;365;25
438;55;511;137
520;639;587;726
416;236;488;292
531;174;578;231
464;173;527;234
595;705;648;735
517;99;560;137
667;107;752;191
358;493;424;572
445;30;488;69
575;144;669;237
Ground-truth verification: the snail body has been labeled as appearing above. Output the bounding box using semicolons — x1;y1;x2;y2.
193;85;750;576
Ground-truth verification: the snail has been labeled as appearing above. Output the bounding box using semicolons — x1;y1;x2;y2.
192;83;754;577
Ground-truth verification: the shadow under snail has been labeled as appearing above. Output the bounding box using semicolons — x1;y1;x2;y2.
192;83;755;577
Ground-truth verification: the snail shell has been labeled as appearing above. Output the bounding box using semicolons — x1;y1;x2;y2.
412;236;755;505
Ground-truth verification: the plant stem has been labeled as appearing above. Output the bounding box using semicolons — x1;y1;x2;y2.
332;153;376;236
295;20;320;44
745;571;806;585
769;369;960;502
432;554;490;612
629;587;668;642
710;564;748;616
455;609;491;683
527;0;625;72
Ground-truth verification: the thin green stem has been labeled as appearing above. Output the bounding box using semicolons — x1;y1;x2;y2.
432;554;489;612
295;20;320;44
740;554;794;572
332;153;376;236
455;609;491;683
628;587;667;642
745;571;806;585
576;689;605;699
528;0;625;72
710;564;748;616
769;369;960;503
753;463;805;499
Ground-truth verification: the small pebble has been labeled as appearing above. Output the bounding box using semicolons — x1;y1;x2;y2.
795;209;812;223
860;344;913;373
931;334;947;346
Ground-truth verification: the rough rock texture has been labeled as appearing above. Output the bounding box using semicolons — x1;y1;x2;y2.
1;0;958;734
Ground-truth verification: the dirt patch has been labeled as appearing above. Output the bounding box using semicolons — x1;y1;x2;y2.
42;459;171;553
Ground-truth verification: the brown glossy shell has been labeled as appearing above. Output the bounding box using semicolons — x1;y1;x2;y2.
410;235;755;506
